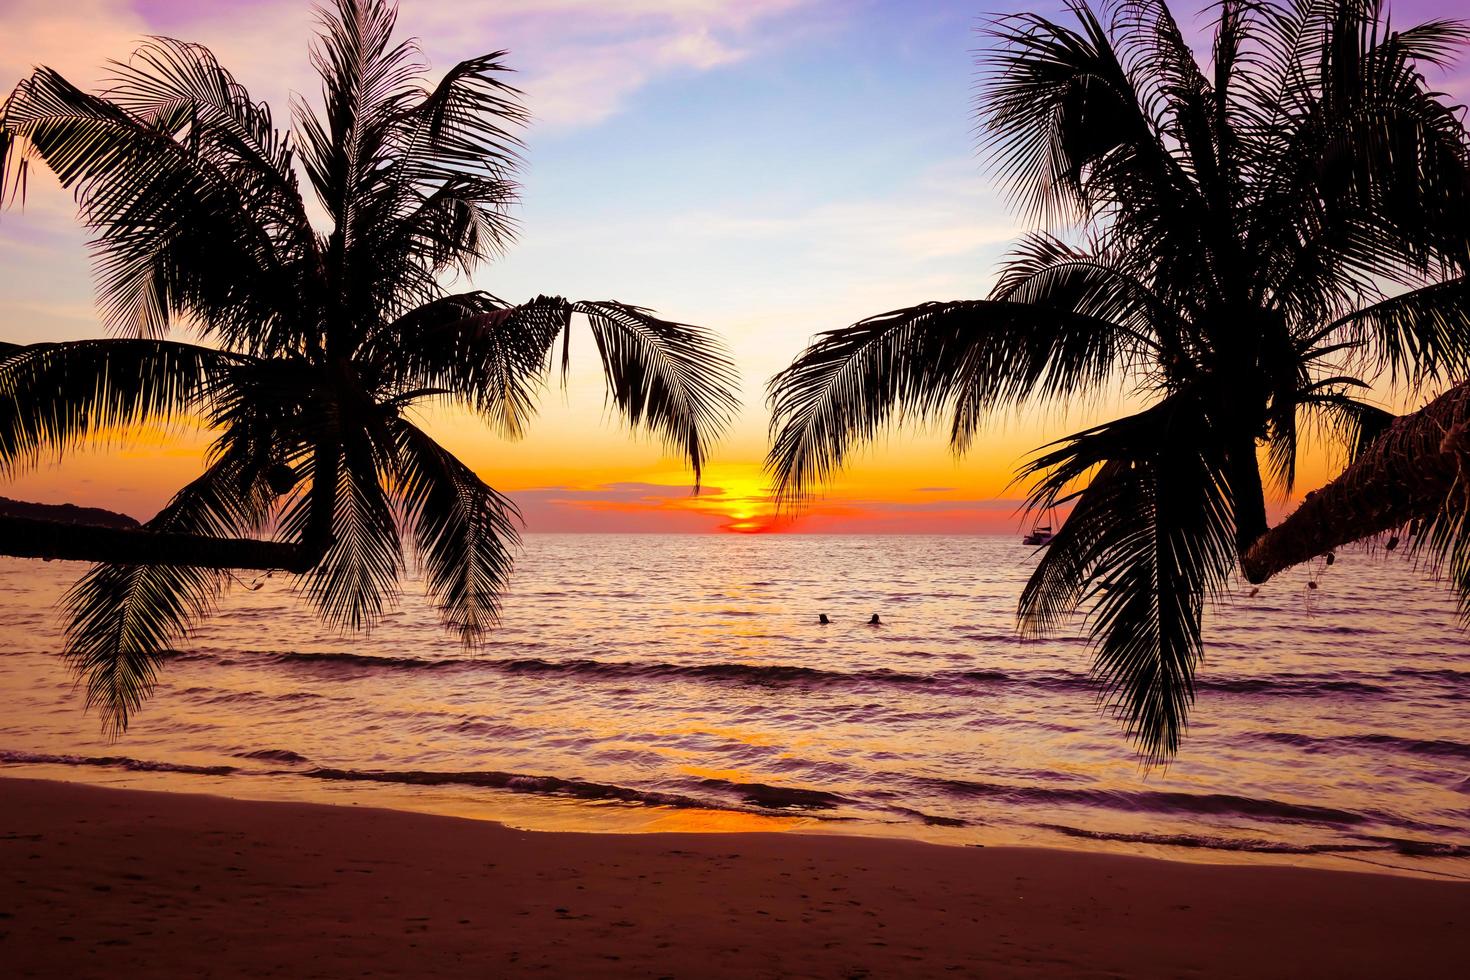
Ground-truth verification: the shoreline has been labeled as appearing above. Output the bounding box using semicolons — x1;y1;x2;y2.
10;760;1468;883
6;547;1468;889
4;777;1468;977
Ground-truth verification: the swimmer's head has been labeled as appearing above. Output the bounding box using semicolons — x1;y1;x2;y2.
818;613;830;625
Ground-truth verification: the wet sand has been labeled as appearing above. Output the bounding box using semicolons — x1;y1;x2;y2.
2;777;1466;977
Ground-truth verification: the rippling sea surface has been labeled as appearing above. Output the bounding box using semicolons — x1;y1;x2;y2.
2;536;1468;877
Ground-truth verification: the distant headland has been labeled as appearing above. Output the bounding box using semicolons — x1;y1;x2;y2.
0;496;138;530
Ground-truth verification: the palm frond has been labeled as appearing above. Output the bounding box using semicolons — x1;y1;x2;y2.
0;339;235;474
61;449;275;735
766;299;1130;505
393;418;520;643
991;231;1179;362
1302;387;1394;464
1313;6;1470;271
980;3;1202;228
372;291;558;437
378;52;526;277
1408;483;1470;627
281;429;402;633
1326;276;1470;385
1111;0;1222;176
295;0;423;249
104;36;307;221
1018;393;1237;759
2;65;310;347
573;300;739;487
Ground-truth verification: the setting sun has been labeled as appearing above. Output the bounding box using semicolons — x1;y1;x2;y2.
677;466;785;533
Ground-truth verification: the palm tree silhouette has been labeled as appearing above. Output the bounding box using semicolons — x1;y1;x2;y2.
0;0;738;733
767;0;1470;758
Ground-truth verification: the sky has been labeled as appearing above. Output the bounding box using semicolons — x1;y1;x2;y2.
1;0;1466;533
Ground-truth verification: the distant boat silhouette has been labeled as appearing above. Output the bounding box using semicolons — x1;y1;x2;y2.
1022;525;1054;547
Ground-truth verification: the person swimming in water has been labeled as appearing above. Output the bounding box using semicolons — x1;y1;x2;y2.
868;613;881;625
818;613;830;625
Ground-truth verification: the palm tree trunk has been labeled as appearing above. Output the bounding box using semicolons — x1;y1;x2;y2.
1230;431;1269;558
0;515;329;572
0;444;340;573
1241;382;1470;584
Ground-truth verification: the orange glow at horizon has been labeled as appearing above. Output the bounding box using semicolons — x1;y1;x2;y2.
0;399;1380;536
0;343;1413;535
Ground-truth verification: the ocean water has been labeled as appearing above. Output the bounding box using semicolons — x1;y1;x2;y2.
1;535;1468;878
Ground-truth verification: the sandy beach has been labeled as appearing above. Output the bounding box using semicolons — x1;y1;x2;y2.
1;777;1466;978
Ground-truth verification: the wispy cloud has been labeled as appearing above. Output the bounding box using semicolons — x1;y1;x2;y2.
5;0;821;132
410;0;820;129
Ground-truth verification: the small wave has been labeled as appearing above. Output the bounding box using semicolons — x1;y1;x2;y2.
270;651;938;688
261;650;1405;702
152;648;209;663
236;748;310;764
0;750;237;776
274;651;467;671
926;776;1367;825
696;778;848;810
1295;624;1374;636
299;766;734;811
295;767;859;815
200;690;329;706
0;747;844;818
891;806;968;827
1254;732;1470;761
1391;667;1470;685
259;651;1094;697
1197;676;1386;697
1357;835;1470;858
953;631;1027;643
1039;824;1380;855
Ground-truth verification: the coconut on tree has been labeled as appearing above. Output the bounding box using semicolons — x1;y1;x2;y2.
767;0;1470;758
0;0;739;733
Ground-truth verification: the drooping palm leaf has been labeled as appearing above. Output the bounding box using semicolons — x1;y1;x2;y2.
280;426;402;633
767;300;1131;504
1019;394;1238;759
1;67;310;347
0;339;235;472
573;300;739;487
373;291;557;438
1303;389;1394;464
62;448;275;734
1325;276;1470;384
393;418;520;642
